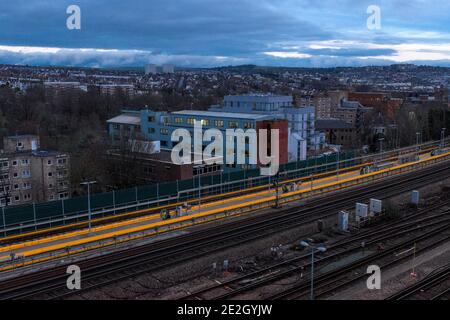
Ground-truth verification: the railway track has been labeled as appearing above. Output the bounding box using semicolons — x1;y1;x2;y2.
0;146;439;246
267;223;450;300
0;161;449;300
386;263;450;300
179;202;450;300
431;287;450;300
0;153;364;245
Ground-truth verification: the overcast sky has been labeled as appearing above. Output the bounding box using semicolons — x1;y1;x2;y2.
1;0;450;68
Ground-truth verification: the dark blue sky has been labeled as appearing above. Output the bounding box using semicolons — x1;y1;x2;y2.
1;0;450;68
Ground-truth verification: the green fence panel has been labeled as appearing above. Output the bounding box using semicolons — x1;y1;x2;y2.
156;182;173;199
90;191;114;209
178;179;194;192
1;151;366;229
5;204;34;226
63;196;88;216
114;188;136;206
35;201;62;220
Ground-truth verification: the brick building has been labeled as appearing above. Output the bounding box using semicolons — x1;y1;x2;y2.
348;92;403;121
0;135;70;207
316;119;357;149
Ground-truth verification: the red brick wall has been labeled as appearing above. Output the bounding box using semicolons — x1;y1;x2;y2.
256;119;288;166
348;92;402;120
348;92;390;107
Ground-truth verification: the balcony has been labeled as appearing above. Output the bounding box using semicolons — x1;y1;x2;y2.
57;184;70;191
56;174;69;181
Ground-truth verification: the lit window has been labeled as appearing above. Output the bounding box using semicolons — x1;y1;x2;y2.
244;122;254;129
228;121;239;128
214;120;224;127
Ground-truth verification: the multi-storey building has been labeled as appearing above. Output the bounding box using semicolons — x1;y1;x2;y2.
96;84;135;96
333;100;365;127
300;94;332;119
44;81;87;93
107;113;142;144
144;64;157;75
316;119;357;149
328;90;349;111
348;92;403;121
144;64;175;74
326;91;371;135
0;135;70;207
314;95;332;120
162;64;175;74
209;94;318;160
108;109;289;173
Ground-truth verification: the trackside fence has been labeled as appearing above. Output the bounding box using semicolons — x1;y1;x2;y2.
1;137;447;236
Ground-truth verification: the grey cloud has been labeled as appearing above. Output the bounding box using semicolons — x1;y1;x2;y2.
0;0;449;67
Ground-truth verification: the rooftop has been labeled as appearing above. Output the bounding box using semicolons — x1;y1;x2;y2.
316;119;354;130
341;100;363;109
224;93;293;103
225;93;290;98
172;110;271;120
0;150;67;158
107;113;141;125
32;150;68;158
4;134;39;140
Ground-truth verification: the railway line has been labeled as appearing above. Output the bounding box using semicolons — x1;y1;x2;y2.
386;263;450;300
0;159;448;300
0;145;440;246
0;147;447;270
0;147;446;271
179;202;450;300
266;223;450;300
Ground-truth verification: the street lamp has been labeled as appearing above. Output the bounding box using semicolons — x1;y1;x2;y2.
441;128;447;149
300;241;327;300
336;150;340;181
274;171;281;208
416;132;421;153
195;165;209;213
80;180;97;231
378;137;385;165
